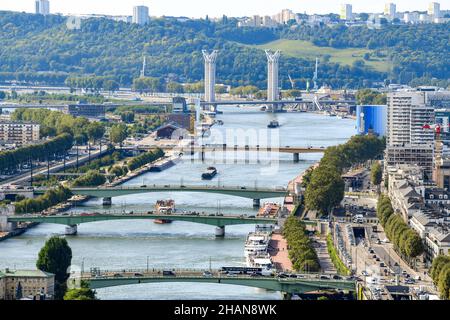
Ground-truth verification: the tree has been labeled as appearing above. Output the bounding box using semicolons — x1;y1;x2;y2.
371;162;383;193
36;236;72;300
64;282;97;300
109;123;128;147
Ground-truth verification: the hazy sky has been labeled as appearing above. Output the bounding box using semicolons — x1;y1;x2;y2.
1;0;448;18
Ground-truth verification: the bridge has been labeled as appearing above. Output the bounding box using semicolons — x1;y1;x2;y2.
34;185;287;207
8;212;282;236
68;269;356;298
121;145;326;162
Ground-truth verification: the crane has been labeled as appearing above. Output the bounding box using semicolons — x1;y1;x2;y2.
313;57;319;91
288;74;295;89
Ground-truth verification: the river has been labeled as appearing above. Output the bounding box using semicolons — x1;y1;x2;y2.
0;108;355;300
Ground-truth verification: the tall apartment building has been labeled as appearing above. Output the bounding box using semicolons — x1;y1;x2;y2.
35;0;50;15
384;3;397;19
133;6;149;25
428;2;441;18
340;4;353;20
386;91;435;179
0;122;40;146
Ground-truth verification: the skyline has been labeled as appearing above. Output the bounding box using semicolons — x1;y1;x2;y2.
0;0;448;18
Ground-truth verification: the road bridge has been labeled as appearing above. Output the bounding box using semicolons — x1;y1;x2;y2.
69;269;356;297
8;213;281;237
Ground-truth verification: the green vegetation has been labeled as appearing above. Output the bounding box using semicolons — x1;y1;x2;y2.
283;216;320;272
304;135;385;216
430;255;450;300
376;195;424;259
109;123;128;146
127;149;165;171
1;12;447;89
252;39;392;73
326;234;351;276
64;282;97;300
69;150;121;174
0;133;73;174
71;170;106;187
14;186;72;214
356;89;387;105
36;236;73;300
6;91;106;104
371;162;383;191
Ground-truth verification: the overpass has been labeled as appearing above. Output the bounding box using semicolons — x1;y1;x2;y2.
69;269;356;298
8;212;281;236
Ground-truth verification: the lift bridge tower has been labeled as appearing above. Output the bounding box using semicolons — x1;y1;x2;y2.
265;50;281;112
202;50;219;104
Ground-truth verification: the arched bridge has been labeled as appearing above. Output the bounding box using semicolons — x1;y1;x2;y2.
69;270;356;296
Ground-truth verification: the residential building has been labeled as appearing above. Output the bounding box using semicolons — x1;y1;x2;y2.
385;91;435;179
340;4;353;20
0;269;55;300
35;0;50;15
428;2;441;18
0;122;40;146
384;3;397;19
133;6;149;25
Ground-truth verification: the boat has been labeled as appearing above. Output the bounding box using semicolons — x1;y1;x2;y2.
201;167;217;180
244;231;271;260
260;105;267;112
154;199;175;224
267;120;280;128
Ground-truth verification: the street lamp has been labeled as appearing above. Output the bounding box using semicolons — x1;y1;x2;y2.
146;256;149;273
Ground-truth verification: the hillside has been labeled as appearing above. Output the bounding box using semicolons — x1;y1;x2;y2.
251;39;392;73
0;11;448;90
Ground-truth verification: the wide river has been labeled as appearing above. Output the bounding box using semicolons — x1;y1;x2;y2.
0;107;355;300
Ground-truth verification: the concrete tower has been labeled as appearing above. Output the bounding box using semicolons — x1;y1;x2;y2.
202;50;219;103
265;50;281;102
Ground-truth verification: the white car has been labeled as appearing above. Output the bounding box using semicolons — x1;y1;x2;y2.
362;271;369;276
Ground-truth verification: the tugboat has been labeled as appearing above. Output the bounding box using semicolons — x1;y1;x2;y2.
154;199;175;224
201;167;217;180
267;120;280;128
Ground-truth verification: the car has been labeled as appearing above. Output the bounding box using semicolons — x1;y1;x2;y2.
113;273;123;278
202;271;213;277
369;249;375;254
362;271;369;276
380;263;386;267
226;273;238;277
134;273;144;277
332;275;342;280
320;275;330;280
162;271;175;277
376;258;381;262
372;255;377;259
140;185;147;188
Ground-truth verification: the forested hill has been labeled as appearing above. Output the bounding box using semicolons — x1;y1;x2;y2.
0;11;448;90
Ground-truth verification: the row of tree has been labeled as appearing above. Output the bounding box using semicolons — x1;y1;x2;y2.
283;216;321;272
376;195;424;259
14;186;72;214
0;133;73;173
127;149;165;171
304;135;385;215
356;89;387;105
430;255;450;300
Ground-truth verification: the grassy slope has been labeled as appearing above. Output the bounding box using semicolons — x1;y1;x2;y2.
250;39;392;73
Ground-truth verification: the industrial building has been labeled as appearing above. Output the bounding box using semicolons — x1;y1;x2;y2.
65;104;106;119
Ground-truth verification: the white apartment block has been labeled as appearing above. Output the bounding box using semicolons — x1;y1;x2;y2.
340;4;353;20
35;0;50;15
384;3;397;19
386;91;435;178
133;6;149;25
0;122;40;146
428;2;441;18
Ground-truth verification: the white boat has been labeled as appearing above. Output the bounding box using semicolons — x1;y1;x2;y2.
244;231;271;258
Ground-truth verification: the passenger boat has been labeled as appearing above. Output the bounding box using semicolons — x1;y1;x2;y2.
154;199;175;224
267;120;280;128
201;167;217;180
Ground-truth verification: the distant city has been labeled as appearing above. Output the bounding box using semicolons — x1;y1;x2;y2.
30;0;450;27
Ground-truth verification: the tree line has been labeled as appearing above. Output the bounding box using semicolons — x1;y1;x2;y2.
283;216;321;272
0;133;73;173
430;256;450;300
15;186;72;214
376;194;424;259
127;149;165;171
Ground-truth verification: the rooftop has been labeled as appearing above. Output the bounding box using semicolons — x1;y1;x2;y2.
0;269;54;278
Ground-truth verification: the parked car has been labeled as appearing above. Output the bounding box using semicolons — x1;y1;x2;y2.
162;271;175;277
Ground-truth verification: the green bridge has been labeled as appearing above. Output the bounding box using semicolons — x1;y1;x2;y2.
34;185;286;207
70;272;356;297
